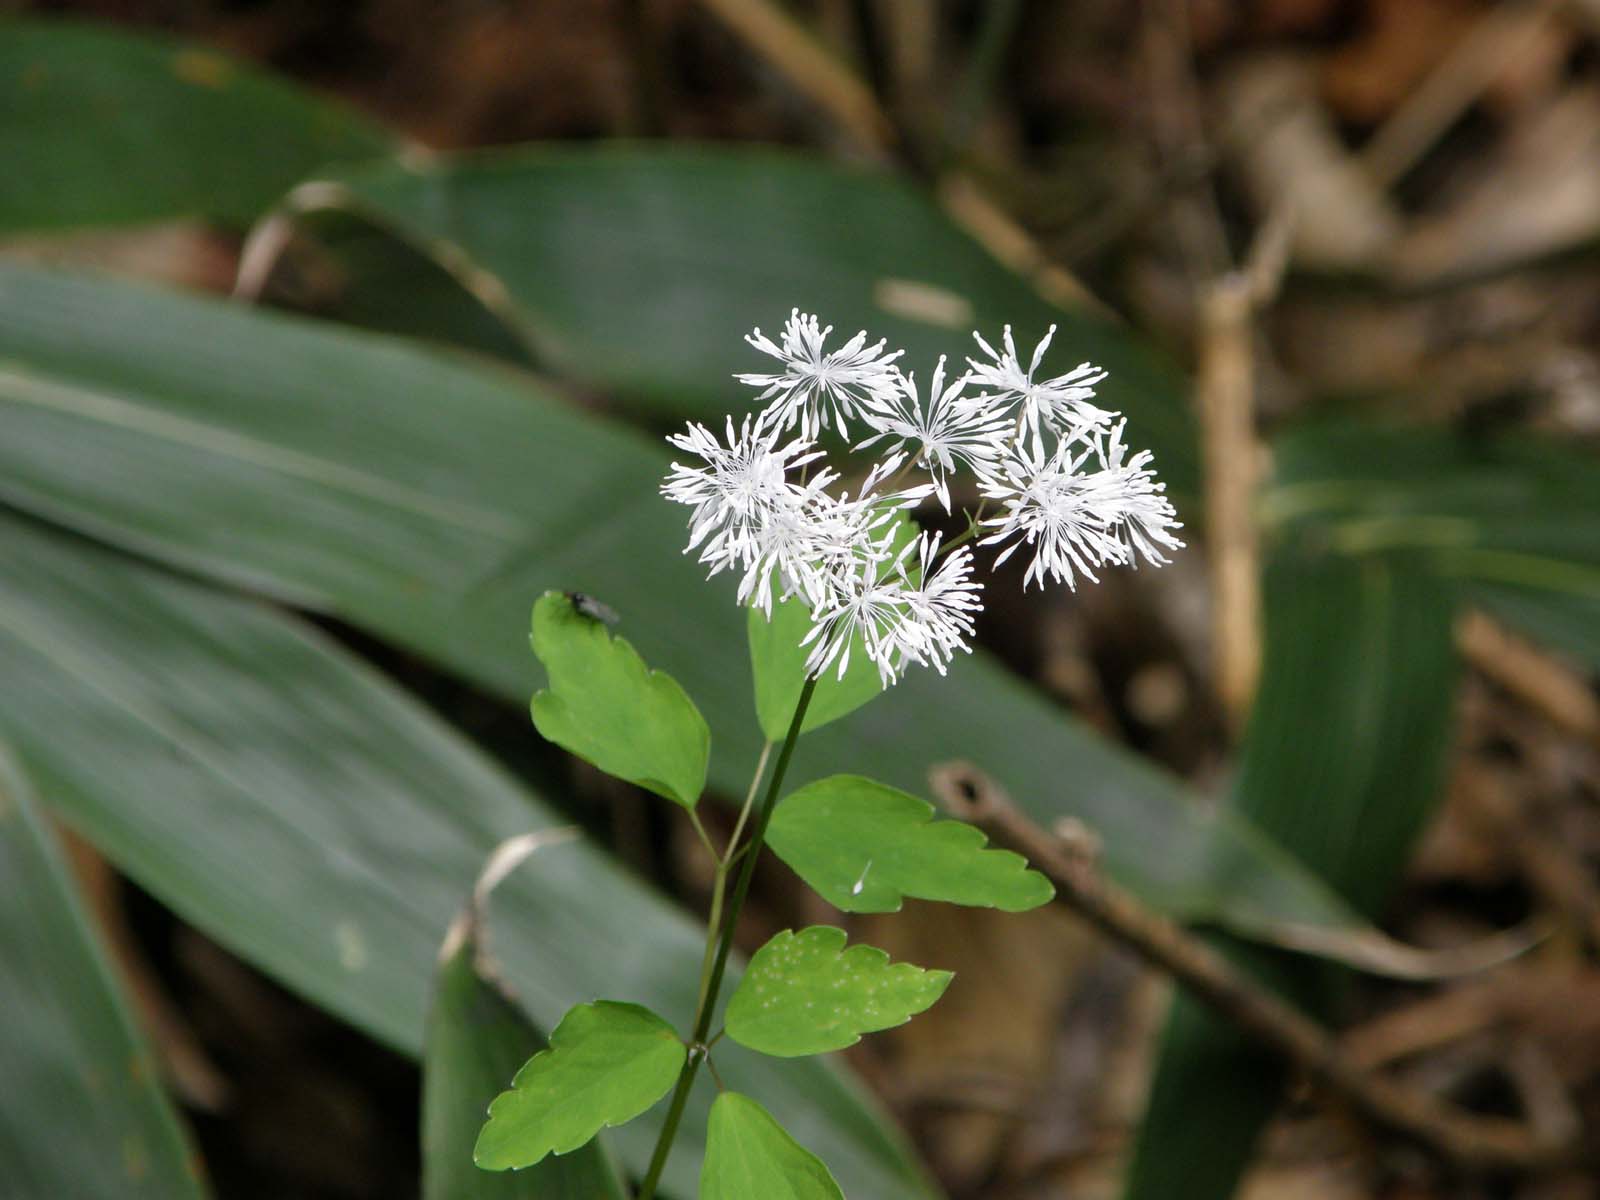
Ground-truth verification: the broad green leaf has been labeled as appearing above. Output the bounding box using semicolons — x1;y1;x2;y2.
1124;558;1460;1200
530;590;709;808
702;1093;844;1200
273;145;1199;499
1264;420;1600;666
0;746;207;1199
726;926;952;1057
0;515;932;1200
767;775;1054;913
747;512;919;741
0;20;395;233
1131;420;1597;1200
0;262;1376;946
1122;942;1303;1200
474;1001;685;1171
259;206;536;365
425;931;628;1199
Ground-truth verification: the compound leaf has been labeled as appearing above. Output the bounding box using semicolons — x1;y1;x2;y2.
768;775;1053;913
530;591;709;808
726;926;952;1057
473;1001;684;1171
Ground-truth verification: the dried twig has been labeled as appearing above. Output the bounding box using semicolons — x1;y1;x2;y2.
1458;768;1600;955
1196;205;1294;730
932;762;1585;1173
937;174;1108;317
1361;0;1566;189
1457;611;1600;748
691;0;895;153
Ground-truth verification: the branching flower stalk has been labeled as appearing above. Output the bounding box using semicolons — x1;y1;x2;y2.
643;313;1181;1188
476;309;1181;1199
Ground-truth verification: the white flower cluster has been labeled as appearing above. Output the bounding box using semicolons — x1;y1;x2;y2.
662;310;1183;687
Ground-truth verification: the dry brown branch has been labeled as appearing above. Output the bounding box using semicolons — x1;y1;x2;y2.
1458;769;1600;955
931;762;1586;1174
1457;611;1600;748
1195;204;1293;731
1361;0;1566;189
937;174;1108;317
691;0;895;153
1343;974;1515;1071
1196;279;1258;729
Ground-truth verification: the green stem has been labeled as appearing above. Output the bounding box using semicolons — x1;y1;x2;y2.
635;678;818;1199
691;740;771;1016
723;740;774;863
939;499;991;558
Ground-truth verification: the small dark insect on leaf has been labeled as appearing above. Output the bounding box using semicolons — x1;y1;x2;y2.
566;591;620;626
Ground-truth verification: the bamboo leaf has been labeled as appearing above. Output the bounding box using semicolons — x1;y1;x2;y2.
1123;558;1460;1200
0;262;1376;945
767;775;1054;913
726;926;952;1057
1265;420;1600;666
268;146;1198;499
0;745;207;1199
0;19;394;232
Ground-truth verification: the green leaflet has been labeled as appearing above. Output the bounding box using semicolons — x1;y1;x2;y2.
749;594;887;742
702;1093;844;1200
529;591;709;809
767;775;1054;913
746;513;919;742
0;747;207;1199
0;19;394;233
424;934;628;1199
474;1001;685;1171
727;926;952;1057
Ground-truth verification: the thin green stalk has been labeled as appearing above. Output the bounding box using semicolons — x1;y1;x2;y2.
636;678;818;1200
939;499;990;558
692;739;773;1014
723;740;774;863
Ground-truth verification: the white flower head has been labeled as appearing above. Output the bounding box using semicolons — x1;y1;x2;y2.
978;424;1183;590
666;311;1181;690
661;414;824;578
800;524;921;686
900;535;983;675
1080;420;1185;570
739;309;904;439
967;324;1114;452
856;357;1010;512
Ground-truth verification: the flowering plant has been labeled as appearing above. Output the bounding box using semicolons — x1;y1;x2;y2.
474;313;1180;1197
